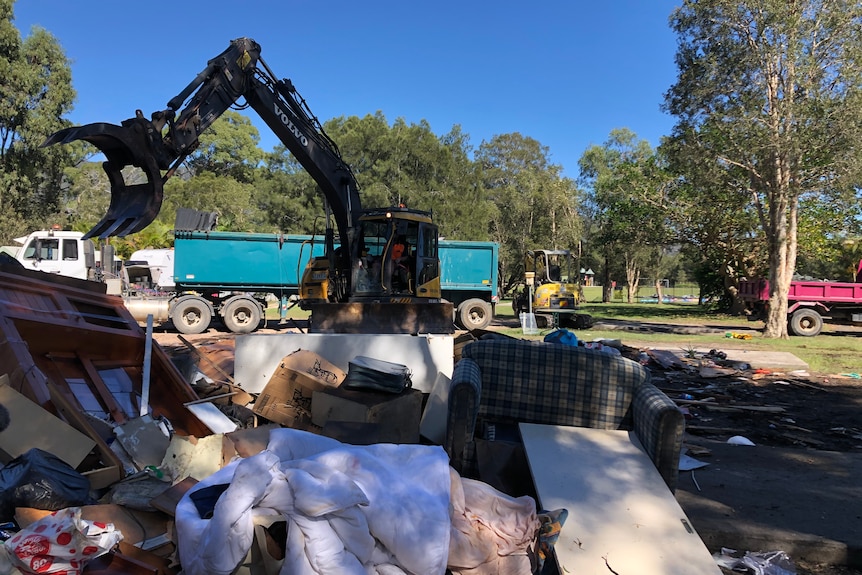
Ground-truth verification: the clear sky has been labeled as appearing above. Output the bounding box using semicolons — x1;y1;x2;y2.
13;0;682;178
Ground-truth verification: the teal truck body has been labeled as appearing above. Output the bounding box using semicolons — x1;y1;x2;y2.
143;231;498;333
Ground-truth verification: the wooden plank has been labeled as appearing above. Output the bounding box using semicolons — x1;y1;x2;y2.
149;476;199;517
519;424;722;575
177;335;235;384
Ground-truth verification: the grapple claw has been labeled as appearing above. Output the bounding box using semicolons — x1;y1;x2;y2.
43;117;168;239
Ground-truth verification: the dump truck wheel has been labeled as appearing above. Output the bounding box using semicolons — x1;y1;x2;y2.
458;298;492;330
223;297;262;334
171;297;212;334
789;308;823;337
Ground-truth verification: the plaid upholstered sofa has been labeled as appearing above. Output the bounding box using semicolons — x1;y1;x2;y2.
444;337;685;492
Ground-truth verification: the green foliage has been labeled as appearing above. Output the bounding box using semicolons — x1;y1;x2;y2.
477;133;581;290
186;111;264;183
0;0;75;243
578;129;672;300
255;144;325;233
161;172;260;231
664;0;862;336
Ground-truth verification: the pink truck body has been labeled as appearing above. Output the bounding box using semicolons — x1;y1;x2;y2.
739;278;862;303
738;261;862;336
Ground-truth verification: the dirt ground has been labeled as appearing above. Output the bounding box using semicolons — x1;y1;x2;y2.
151;319;862;575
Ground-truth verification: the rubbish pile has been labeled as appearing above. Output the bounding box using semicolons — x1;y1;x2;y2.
0;265;543;574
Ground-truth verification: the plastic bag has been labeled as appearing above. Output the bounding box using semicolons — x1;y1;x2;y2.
5;507;122;574
343;356;413;394
543;329;578;347
0;449;95;521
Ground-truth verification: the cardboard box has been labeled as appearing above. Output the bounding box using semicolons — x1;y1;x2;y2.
252;350;345;426
311;387;423;444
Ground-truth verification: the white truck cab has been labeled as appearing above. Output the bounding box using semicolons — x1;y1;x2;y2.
14;229;96;280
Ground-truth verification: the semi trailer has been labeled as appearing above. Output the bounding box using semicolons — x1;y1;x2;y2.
14;229;499;334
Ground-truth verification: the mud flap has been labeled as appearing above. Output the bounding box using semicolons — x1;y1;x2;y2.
42;117;167;239
307;302;455;334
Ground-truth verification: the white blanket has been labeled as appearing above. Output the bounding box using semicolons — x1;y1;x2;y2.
176;428;539;575
176;428;452;575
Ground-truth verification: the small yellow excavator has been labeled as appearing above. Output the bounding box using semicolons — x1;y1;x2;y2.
513;249;592;329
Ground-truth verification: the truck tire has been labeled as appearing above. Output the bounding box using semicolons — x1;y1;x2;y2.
789;308;823;337
458;298;493;330
223;297;262;334
171;297;212;335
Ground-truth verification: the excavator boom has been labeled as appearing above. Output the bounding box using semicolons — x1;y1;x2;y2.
42;37;454;334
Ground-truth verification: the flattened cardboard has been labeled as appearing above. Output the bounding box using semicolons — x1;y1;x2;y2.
0;373;96;468
311;387;422;444
252;350;344;426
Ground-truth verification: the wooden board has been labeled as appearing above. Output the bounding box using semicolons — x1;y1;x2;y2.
519;424;722;575
0;374;96;468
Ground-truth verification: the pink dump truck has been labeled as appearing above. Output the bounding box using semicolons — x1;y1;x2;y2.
738;260;862;336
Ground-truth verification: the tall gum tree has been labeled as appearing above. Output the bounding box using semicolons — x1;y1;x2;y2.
664;0;862;338
0;0;74;242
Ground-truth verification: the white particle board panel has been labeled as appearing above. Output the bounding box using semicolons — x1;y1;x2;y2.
234;333;453;394
519;424;722;575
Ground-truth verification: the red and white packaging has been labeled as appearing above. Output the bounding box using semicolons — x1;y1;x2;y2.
4;507;122;574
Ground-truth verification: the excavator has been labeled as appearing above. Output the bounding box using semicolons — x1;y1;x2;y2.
43;37;453;334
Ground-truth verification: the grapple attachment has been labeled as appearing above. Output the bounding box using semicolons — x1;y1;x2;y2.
43;116;167;239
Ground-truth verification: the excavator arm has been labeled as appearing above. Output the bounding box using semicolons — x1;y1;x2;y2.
42;37;361;257
44;37;454;334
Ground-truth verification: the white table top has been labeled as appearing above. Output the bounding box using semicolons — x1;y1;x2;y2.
519;423;722;575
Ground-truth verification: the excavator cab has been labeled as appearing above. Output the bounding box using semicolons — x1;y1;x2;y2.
300;207;441;304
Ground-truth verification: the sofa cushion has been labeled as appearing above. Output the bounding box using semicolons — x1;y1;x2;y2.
462;339;650;430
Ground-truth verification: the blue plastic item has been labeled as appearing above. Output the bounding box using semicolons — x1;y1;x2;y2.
543;329;578;347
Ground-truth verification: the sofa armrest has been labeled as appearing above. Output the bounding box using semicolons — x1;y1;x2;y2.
631;382;685;492
444;358;482;475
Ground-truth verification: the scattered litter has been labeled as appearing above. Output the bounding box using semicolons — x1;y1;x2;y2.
841;373;861;379
787;370;810;378
679;452;710;471
727;435;756;446
713;548;797;575
726;332;753;340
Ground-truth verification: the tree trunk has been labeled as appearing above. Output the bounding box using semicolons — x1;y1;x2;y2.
762;153;797;339
602;254;611;303
625;254;640;303
654;278;664;304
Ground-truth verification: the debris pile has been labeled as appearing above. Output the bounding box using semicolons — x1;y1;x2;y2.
625;345;862;452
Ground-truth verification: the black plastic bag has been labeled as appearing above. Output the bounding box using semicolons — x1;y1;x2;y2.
343;356;412;394
0;448;96;521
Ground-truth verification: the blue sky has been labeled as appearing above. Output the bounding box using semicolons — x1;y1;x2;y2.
13;0;682;178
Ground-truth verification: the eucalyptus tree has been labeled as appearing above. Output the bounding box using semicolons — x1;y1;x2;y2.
664;0;862;337
579;129;672;303
477;133;581;292
0;0;74;243
185;110;264;183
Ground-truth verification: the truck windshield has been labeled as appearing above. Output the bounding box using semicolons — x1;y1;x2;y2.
23;239;60;261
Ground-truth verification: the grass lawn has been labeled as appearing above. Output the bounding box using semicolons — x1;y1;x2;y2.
495;300;862;376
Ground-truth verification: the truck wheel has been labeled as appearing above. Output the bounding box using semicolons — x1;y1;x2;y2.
458;298;493;330
789;308;823;337
171;297;212;335
223;298;262;334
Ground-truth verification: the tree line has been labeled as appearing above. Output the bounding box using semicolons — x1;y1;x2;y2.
2;0;861;338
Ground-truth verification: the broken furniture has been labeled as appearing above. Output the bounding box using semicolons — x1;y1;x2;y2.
444;337;685;492
520;423;721;574
0;264;210;488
